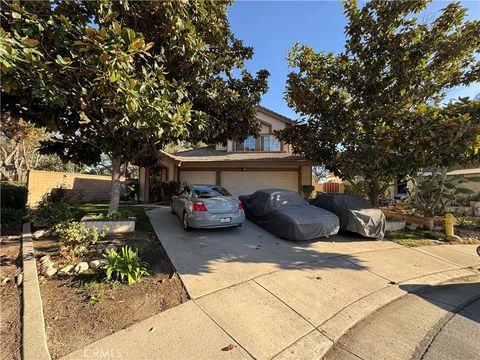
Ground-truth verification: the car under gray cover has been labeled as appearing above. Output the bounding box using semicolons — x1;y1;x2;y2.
239;189;339;240
310;193;386;239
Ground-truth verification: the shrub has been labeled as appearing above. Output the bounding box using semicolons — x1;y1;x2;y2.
120;182;139;201
30;190;73;228
91;210;130;220
1;208;27;225
161;181;179;202
301;185;316;199
55;221;108;248
103;246;149;285
403;168;480;218
1;181;28;209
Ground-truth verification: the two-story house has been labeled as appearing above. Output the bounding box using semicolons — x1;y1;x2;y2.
138;106;314;202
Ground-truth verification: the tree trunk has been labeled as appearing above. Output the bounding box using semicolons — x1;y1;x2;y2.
109;156;122;213
367;180;381;207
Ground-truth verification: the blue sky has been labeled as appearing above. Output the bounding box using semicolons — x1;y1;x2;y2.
228;0;480;119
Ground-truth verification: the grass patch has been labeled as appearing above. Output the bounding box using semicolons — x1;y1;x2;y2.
385;229;445;247
70;202;154;232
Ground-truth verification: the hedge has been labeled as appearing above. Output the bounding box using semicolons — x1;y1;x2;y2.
1;181;28;209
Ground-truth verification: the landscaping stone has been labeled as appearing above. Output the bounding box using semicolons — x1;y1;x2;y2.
39;255;50;264
105;244;118;252
74;262;89;274
16;273;23;286
446;234;462;242
406;224;418;230
40;261;54;272
33;229;46;239
96;243;107;254
89;259;108;270
57;265;75;277
51;231;58;236
43;267;57;277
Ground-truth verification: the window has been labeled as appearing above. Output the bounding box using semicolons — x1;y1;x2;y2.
260;135;281;151
194;185;232;198
235;136;255;151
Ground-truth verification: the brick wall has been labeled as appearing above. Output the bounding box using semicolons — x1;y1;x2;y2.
27;170;115;206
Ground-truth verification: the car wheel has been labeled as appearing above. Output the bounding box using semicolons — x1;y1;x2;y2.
237;224;243;228
183;212;191;231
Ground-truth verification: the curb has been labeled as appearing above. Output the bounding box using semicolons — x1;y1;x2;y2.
22;222;51;360
274;266;479;360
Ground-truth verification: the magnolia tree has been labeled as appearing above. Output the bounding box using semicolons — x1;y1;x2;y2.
1;0;268;212
276;0;480;205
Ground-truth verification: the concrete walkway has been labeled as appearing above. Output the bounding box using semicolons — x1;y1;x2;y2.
62;208;480;360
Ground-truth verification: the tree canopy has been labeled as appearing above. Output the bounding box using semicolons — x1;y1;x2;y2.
276;0;480;204
1;0;269;211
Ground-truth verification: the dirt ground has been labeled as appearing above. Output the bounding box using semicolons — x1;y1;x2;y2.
0;231;22;360
34;232;189;359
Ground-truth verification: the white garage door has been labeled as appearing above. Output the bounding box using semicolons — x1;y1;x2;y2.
221;171;298;197
179;171;216;185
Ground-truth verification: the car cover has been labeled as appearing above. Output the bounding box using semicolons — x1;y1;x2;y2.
239;189;339;240
310;194;385;239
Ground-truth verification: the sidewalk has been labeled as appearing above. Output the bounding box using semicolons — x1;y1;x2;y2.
61;210;480;359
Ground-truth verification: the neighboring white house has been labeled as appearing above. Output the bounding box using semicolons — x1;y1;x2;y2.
138;106;315;202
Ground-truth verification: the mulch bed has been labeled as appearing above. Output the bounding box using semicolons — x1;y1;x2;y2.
34;231;189;359
0;230;22;360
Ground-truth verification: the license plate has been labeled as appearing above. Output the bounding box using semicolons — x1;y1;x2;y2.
220;217;231;223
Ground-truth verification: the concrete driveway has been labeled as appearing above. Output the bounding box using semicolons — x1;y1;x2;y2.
146;207;401;299
63;207;480;360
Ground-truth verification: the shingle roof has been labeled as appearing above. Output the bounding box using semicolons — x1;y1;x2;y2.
162;146;307;162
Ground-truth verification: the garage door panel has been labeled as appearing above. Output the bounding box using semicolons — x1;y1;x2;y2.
180;171;216;185
221;171;297;197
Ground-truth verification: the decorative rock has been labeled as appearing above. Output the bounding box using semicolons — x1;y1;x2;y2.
89;259;108;270
96;243;107;254
105;244;118;252
57;265;75;277
43;267;57;277
39;255;51;264
51;231;58;237
16;273;23;286
446;234;462;242
74;262;89;274
40;261;54;272
33;229;46;239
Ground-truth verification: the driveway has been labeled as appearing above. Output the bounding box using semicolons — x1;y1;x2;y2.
146;207;401;298
63;208;480;360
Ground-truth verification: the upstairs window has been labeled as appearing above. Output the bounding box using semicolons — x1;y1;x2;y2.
235;136;255;151
260;135;281;151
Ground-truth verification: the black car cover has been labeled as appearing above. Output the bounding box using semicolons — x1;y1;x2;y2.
310;194;385;239
239;189;339;240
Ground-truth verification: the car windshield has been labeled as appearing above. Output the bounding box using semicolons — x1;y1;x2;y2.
194;186;231;198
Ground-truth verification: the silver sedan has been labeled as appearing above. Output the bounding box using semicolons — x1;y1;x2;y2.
171;184;245;230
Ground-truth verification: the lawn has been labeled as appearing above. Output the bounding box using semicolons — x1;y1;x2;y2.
385;229;444;247
70;202;155;232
